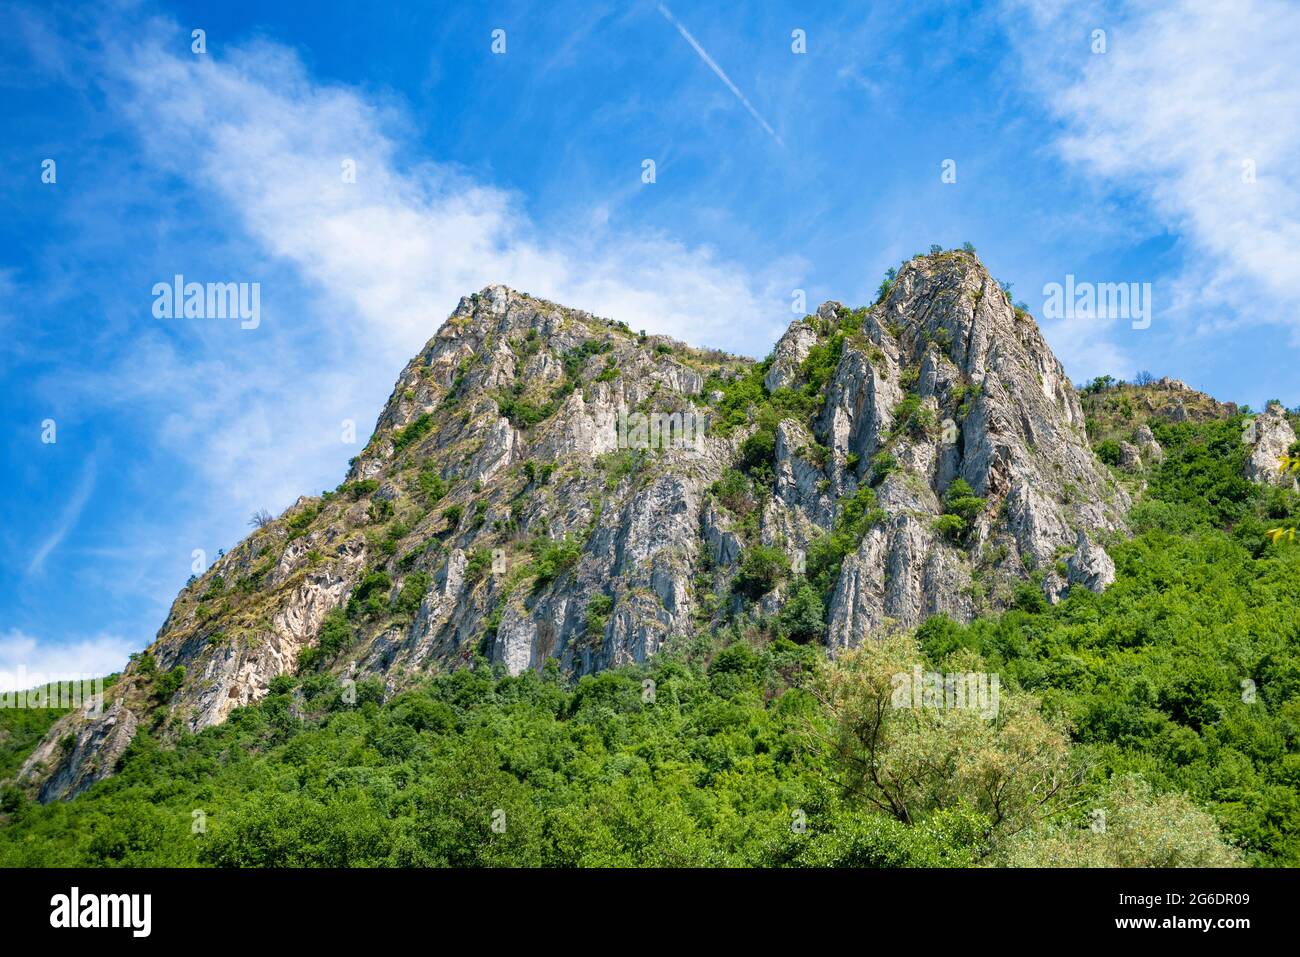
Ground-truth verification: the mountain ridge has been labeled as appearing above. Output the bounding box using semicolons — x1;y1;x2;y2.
17;249;1168;801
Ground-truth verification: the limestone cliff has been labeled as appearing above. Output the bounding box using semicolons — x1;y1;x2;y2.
19;249;1130;801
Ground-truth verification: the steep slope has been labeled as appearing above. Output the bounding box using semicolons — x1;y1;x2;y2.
18;249;1129;801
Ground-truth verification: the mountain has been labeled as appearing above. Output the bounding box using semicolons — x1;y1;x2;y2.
16;250;1144;801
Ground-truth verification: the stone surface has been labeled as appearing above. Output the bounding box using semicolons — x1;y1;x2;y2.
1245;404;1298;488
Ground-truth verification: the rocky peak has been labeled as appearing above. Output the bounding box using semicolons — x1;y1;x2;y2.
18;249;1132;801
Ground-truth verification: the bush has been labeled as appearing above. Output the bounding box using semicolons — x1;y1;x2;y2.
734;544;790;598
153;666;186;703
392;413;434;454
940;479;984;543
498;394;556;429
869;451;897;485
348;571;393;619
442;505;463;532
466;549;493;582
311;610;354;665
584;594;614;638
395;572;431;617
1011;581;1047;614
596;449;642;490
347;479;379;500
933;513;965;539
418;469;446;504
1094;439;1122;466
807;484;886;593
530;536;582;592
710;468;755;516
738;421;777;477
776;582;825;643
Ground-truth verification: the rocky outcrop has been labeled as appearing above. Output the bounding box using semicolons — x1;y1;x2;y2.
19;699;138;803
18;251;1131;801
1066;530;1116;593
1134;424;1164;464
1245;404;1298;488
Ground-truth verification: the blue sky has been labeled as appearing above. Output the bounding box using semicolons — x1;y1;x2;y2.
2;0;1299;686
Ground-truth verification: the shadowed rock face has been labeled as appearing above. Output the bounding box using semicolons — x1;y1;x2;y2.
20;251;1130;801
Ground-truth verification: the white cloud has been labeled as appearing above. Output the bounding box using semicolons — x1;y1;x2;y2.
84;29;799;530
1006;0;1300;337
113;35;795;360
0;630;133;692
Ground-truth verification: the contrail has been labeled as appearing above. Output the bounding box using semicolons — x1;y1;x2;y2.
28;453;97;574
657;4;786;149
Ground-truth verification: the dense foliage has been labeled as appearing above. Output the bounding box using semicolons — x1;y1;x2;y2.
1;413;1294;867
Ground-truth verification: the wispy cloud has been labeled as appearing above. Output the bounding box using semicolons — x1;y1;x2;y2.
28;453;96;574
0;629;132;691
22;20;801;570
656;4;786;148
1005;0;1300;339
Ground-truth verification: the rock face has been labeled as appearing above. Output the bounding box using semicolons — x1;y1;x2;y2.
819;254;1128;647
1134;424;1164;464
1245;404;1298;488
20;699;137;804
17;250;1129;801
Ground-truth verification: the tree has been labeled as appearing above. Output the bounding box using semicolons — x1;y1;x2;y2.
249;508;274;528
997;777;1241;867
776;581;825;643
809;633;1076;846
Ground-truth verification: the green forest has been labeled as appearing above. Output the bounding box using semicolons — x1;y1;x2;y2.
2;411;1298;867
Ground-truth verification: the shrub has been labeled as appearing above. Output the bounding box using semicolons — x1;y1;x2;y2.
347;479;379;500
596;449;642;490
807;484;887;594
776;582;825;643
442;505;463;532
392;413;434;454
738;422;777;477
498;394;556;429
530;536;582;592
466;549;493;582
869;451;897;485
734;544;790;598
1094;439;1122;466
418;469;447;504
584;593;614;638
153;666;186;703
711;468;755;516
1012;581;1047;613
348;571;393;619
933;513;966;539
942;479;984;531
286;504;319;541
395;572;431;617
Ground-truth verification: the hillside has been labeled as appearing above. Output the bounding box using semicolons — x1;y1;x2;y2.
3;249;1298;867
18;248;1130;802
